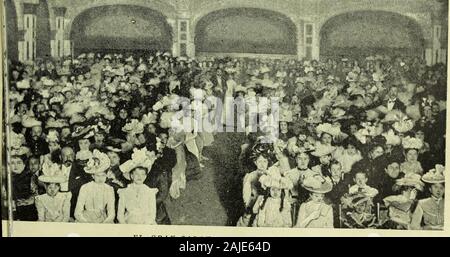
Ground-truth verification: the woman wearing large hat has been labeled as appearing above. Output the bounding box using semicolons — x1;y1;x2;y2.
74;150;115;223
295;174;334;228
410;165;445;230
35;162;72;222
117;147;158;224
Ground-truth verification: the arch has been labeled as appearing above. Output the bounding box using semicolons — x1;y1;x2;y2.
69;5;173;55
191;1;300;30
63;0;177;39
195;7;298;55
319;10;426;59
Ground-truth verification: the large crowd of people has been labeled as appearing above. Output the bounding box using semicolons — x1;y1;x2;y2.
2;50;446;230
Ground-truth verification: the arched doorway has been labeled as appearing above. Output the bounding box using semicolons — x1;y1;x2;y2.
70;5;173;55
320;11;425;59
195;8;297;56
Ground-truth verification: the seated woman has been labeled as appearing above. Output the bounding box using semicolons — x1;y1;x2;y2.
75;150;115;223
35;162;71;222
400;136;424;175
295;174;334;228
237;152;272;227
117;148;158;225
410;165;445;230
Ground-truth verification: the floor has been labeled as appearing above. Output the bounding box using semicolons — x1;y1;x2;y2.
165;132;247;226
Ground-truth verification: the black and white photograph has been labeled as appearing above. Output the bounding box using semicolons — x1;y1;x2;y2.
0;0;448;234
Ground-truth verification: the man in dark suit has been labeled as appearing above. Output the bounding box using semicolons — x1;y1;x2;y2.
144;134;176;225
211;68;226;98
382;87;406;112
60;147;91;219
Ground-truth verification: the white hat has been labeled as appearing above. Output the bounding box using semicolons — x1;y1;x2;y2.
301;174;333;193
119;147;157;173
401;136;423;150
122;119;144;135
21;116;42;128
311;144;336;157
38;162;67;184
382;129;401;146
393;117;414;133
141;112;158;125
16;79;31;89
316;123;344;138
84;150;111;175
422;165;445;184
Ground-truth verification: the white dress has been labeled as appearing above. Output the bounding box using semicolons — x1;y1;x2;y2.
117;184;159;225
75;182;116;223
35;192;72;222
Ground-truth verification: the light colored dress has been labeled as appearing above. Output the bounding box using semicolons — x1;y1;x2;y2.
296;200;334;228
410;197;444;230
75;182;115;223
252;196;292;227
117;184;159;225
35;192;72;222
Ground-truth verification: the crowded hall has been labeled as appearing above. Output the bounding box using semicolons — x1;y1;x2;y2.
1;0;448;230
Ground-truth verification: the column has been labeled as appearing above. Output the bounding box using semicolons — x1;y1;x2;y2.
303;22;315;60
50;7;67;58
166;18;179;56
296;20;305;60
176;15;193;57
18;3;38;62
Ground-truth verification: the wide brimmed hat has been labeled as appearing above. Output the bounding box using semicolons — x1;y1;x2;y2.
396;173;425;191
311;144;336;157
72;125;95;139
38;162;67;184
46;119;69;129
422;165;445;184
301;174;333;194
401;136;423;150
382;129;401;146
316;123;345;138
21;116;42;128
393;116;415;133
141;112;158;125
119;147;157;174
122;119;144;135
10;131;30;156
84;150;111;175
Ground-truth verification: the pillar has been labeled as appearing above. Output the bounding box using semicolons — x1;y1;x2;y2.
296;20;305;60
176;10;194;57
18;3;38;62
50;7;67;58
303;22;317;61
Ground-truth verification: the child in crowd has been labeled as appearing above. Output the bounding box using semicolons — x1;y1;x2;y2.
349;172;379;198
35;162;71;222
